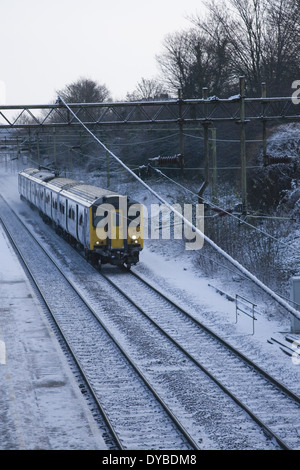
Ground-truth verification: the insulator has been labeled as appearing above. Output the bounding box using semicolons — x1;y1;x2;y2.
212;207;233;217
149;154;183;167
268;156;293;164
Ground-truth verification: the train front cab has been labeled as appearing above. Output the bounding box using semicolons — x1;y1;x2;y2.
89;195;143;266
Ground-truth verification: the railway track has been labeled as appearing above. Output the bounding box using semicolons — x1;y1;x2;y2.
0;199;197;450
1;195;299;449
100;267;300;450
0;215;119;450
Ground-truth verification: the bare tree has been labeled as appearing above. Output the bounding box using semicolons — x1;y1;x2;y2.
196;0;267;95
159;0;300;98
157;27;232;98
126;78;169;101
57;77;111;103
200;0;300;95
263;0;300;95
54;77;112;125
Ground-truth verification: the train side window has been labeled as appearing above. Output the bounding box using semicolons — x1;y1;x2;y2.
68;207;75;220
94;210;108;229
59;203;65;214
79;214;83;226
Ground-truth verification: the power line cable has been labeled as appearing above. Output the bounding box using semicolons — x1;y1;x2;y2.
183;132;263;144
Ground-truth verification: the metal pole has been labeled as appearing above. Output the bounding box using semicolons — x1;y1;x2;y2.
106;150;110;187
178;89;184;173
69;148;73;172
210;127;217;202
28;129;32;165
17;136;20;160
202;87;209;185
53;127;56;167
262;82;268;166
198;87;210;203
239;76;247;215
37;133;40;166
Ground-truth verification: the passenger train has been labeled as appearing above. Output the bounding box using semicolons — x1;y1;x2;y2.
18;168;143;268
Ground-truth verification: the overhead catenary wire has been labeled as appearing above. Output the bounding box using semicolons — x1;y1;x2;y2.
183;132;264;144
58;95;300;322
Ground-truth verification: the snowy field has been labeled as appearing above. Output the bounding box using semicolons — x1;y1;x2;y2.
0;155;300;449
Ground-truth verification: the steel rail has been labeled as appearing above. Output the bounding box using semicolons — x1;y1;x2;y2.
130;269;300;405
0;212;122;451
99;268;295;451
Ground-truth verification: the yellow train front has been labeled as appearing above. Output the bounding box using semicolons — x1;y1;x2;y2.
18;168;143;269
89;193;143;268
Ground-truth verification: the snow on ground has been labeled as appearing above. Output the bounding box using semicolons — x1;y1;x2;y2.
0;217;107;450
137;243;299;373
0;154;300;449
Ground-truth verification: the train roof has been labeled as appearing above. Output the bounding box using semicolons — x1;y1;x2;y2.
51;179;118;203
20;168;121;204
20;168;56;182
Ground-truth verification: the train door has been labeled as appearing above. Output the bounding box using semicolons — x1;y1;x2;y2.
26;178;29;200
65;199;68;232
76;204;79;240
77;205;85;246
83;208;88;247
31;181;35;205
58;197;66;231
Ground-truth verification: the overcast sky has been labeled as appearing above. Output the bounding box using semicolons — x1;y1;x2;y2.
1;0;205;105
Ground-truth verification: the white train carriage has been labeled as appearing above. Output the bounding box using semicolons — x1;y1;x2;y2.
18;168;143;267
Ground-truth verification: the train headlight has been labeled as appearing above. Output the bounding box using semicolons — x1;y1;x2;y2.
131;235;137;240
